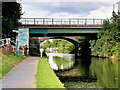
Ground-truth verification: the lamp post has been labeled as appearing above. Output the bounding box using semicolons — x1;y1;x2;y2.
12;29;24;56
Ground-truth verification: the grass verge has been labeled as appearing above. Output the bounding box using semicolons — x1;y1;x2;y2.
36;57;65;88
2;53;25;78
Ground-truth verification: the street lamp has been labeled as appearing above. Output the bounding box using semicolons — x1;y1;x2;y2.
12;28;23;56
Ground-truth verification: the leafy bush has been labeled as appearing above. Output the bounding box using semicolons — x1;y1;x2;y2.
89;12;120;58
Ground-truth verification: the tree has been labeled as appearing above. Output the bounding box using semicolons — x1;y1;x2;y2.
42;40;51;49
2;2;22;39
42;39;75;54
89;11;120;58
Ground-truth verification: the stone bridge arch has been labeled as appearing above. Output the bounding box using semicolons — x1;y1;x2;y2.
29;36;79;55
36;36;79;46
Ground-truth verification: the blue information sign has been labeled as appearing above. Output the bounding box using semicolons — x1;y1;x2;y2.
12;30;19;33
19;29;24;31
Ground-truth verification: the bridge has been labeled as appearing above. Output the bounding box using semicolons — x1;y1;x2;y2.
19;18;105;37
18;18;105;55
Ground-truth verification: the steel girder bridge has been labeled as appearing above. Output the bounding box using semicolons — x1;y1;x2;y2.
19;18;105;37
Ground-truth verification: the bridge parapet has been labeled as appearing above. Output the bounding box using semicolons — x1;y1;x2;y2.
20;18;105;26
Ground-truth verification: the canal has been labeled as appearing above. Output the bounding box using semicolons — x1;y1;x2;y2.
47;53;118;88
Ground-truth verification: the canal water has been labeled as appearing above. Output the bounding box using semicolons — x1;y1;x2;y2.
47;53;119;88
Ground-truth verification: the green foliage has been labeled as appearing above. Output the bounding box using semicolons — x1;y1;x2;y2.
90;12;120;58
42;40;51;49
42;39;75;54
2;2;22;39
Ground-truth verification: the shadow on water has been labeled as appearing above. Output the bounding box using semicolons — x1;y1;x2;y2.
56;57;97;83
58;76;97;82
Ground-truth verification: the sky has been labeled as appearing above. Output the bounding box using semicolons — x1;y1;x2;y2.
18;0;120;19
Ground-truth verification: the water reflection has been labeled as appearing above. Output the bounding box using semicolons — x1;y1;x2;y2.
48;55;58;70
77;58;91;77
89;58;118;88
47;53;118;88
47;53;75;70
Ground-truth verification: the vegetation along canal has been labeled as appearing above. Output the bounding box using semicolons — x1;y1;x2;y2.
47;53;118;88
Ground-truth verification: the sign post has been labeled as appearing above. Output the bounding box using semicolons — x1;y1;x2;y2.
12;30;19;56
15;38;18;56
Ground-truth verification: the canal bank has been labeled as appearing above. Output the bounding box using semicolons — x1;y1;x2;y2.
36;57;65;88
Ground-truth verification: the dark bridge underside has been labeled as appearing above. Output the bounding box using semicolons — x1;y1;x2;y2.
30;33;97;38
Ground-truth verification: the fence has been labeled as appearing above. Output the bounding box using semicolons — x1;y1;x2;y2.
20;18;106;25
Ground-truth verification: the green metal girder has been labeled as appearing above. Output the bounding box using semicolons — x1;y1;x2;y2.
29;28;102;34
29;29;48;33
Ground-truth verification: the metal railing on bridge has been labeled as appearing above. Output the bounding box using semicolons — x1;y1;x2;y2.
20;18;105;26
